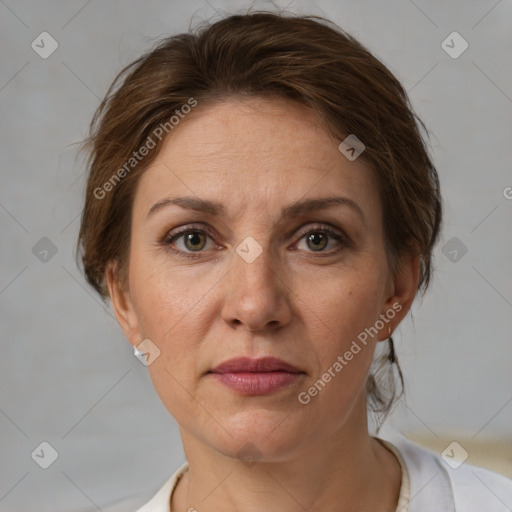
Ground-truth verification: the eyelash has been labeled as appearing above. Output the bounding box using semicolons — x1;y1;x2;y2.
161;223;349;260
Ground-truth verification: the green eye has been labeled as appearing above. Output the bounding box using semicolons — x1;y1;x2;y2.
297;226;347;254
181;232;208;251
305;232;329;251
164;225;217;258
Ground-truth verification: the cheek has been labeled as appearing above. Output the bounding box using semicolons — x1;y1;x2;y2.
129;262;208;425
128;243;210;336
295;266;386;399
127;245;222;392
302;262;386;345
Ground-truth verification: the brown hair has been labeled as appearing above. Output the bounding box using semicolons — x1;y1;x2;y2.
77;11;442;420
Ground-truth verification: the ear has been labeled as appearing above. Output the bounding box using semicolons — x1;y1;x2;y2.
377;250;421;341
105;261;142;348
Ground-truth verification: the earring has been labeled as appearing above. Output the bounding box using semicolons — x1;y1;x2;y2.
387;325;396;364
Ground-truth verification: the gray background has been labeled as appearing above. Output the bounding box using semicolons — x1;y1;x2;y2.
1;0;511;510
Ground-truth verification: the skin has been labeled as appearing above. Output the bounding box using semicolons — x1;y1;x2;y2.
107;96;420;511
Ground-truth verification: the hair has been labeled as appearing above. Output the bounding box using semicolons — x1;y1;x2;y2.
77;10;443;424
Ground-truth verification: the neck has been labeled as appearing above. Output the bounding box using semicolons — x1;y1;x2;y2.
172;403;401;512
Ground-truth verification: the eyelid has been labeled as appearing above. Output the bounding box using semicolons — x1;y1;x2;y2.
164;223;216;240
294;222;345;239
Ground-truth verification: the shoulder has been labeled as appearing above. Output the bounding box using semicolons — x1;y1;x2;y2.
447;459;512;511
377;427;512;511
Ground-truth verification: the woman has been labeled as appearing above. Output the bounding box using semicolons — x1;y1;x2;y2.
77;11;512;512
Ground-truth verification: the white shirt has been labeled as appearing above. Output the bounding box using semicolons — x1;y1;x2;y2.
128;431;512;511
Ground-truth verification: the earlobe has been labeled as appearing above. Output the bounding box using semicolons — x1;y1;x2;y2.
105;262;141;347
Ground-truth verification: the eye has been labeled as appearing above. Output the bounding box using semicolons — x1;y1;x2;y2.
163;225;217;257
295;225;348;254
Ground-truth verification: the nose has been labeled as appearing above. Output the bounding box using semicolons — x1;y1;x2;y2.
220;241;293;332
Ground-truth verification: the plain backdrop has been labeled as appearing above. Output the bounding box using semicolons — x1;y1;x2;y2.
1;0;511;510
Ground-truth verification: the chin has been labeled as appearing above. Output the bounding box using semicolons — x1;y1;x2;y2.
213;409;308;460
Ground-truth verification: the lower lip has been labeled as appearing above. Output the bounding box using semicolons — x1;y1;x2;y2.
210;371;303;395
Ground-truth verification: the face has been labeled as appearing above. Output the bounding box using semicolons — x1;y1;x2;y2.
108;97;418;461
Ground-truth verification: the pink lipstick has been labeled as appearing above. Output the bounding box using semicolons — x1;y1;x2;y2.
209;356;305;395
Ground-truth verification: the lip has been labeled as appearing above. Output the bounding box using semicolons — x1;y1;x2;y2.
209;357;305;396
211;356;302;374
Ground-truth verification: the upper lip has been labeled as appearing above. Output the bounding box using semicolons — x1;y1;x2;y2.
210;356;303;374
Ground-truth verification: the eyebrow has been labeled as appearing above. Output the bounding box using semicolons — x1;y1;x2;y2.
147;195;366;224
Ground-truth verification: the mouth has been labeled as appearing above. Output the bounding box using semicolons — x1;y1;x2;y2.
208;356;305;395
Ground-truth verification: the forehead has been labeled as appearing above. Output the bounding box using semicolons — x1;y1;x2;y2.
133;97;381;225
